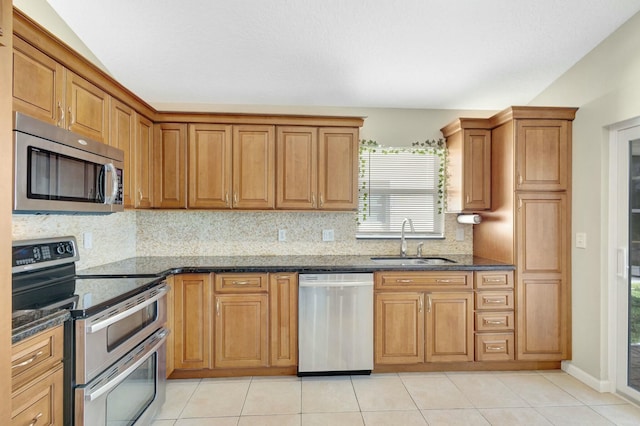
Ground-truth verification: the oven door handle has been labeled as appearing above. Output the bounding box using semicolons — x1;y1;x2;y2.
85;329;168;402
87;285;168;334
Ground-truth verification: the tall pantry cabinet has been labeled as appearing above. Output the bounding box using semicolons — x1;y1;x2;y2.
471;106;577;362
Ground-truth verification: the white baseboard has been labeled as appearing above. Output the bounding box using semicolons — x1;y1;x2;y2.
561;360;614;392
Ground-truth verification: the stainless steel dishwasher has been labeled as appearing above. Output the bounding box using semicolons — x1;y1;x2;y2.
298;273;374;376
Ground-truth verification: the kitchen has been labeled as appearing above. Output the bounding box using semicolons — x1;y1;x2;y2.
3;1;640;425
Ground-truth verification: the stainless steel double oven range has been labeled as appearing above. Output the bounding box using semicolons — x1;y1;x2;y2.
12;236;168;425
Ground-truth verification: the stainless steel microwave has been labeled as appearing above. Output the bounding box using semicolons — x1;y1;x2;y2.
13;112;124;214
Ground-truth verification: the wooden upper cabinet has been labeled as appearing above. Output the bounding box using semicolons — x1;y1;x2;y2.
12;36;64;126
276;126;318;209
153;123;187;208
188;124;233;209
110;99;135;207
232;125;275;209
66;71;110;143
318;127;359;210
135;114;154;208
441;119;491;212
515;119;570;191
12;39;110;143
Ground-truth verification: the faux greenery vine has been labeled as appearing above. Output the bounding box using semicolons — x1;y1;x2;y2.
358;138;447;224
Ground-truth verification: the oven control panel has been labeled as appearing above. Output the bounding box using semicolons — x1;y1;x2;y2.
12;236;79;272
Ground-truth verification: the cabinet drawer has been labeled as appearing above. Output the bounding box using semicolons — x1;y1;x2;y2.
11;364;63;425
475;311;514;332
475;270;514;289
215;273;269;293
475;333;514;361
12;325;64;392
475;291;514;310
375;271;472;290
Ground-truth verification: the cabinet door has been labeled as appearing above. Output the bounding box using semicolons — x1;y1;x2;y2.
11;365;63;425
270;273;298;367
0;0;7;47
318;128;359;210
135;114;154;208
12;37;65;126
66;70;110;143
425;292;474;362
276;126;318;209
232;125;275;209
173;274;212;370
516;192;569;360
153;123;187;208
110;99;135;207
515;119;570;191
214;294;269;368
188;124;233;208
374;292;424;364
463;129;491;210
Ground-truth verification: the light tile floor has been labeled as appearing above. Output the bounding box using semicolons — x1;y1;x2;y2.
152;370;640;425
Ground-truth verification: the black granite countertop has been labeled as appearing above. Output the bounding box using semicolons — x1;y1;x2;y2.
12;308;70;344
77;254;514;277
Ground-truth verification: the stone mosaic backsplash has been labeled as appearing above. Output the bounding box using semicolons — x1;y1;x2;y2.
12;210;472;269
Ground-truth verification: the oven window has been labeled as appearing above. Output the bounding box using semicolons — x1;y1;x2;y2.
106;353;157;425
107;303;157;352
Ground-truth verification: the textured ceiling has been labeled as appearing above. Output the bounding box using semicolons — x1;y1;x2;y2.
44;0;640;110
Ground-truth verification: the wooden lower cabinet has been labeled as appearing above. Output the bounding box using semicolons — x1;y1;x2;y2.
269;273;298;367
11;365;63;425
214;293;269;368
11;325;64;425
170;272;298;374
173;273;213;370
425;292;474;362
374;291;473;365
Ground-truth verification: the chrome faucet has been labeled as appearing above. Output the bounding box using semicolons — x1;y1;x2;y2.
400;218;415;257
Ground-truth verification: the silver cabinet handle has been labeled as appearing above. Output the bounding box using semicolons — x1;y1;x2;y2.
486;345;505;351
28;412;43;426
435;279;452;283
319;193;324;207
483;298;504;304
12;350;44;369
396;279;414;283
518;174;523;185
484;319;506;325
232;280;251;285
57;101;64;127
419;297;423;313
225;192;230;207
216;299;220;316
311;193;316;207
484;278;505;283
68;106;74;129
427;294;432;313
234;192;239;206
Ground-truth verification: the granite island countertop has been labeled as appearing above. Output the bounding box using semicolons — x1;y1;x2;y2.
12;308;70;344
77;254;514;277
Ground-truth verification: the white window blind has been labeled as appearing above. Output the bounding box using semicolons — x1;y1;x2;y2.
357;147;444;238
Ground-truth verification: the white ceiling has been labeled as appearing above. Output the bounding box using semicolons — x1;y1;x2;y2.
43;0;640;111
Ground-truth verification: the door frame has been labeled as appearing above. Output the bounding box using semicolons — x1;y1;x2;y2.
608;117;640;403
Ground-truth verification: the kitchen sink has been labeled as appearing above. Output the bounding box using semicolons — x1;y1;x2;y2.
370;256;456;265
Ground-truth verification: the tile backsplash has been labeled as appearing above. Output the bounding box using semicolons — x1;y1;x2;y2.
12;210;472;269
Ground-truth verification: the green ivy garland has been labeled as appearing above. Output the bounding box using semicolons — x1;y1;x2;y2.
358;138;447;224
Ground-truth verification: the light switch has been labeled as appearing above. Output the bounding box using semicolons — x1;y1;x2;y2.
322;229;334;241
576;232;587;249
83;232;93;249
278;229;287;241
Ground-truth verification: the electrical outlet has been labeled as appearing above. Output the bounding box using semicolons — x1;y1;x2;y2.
576;232;587;249
278;229;287;241
455;226;464;242
322;229;334;241
83;232;93;249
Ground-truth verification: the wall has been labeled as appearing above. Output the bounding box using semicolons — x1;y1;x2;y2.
12;212;136;270
530;11;640;384
136;211;471;257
